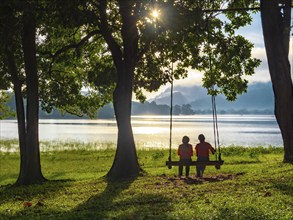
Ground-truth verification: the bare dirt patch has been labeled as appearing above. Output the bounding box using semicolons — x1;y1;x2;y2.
155;173;244;187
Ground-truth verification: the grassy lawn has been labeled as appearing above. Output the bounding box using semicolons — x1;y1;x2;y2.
0;142;292;219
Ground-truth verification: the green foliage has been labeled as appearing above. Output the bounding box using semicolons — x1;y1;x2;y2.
0;0;262;116
0;1;24;93
0;91;15;119
38;26;113;118
0;1;113;119
39;0;261;105
221;145;283;156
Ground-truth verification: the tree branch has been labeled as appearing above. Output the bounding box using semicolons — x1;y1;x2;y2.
137;37;153;63
40;29;101;78
119;0;139;65
203;4;293;13
98;0;123;68
203;7;260;13
42;29;100;60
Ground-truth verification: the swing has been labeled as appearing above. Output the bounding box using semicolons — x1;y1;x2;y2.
165;9;224;170
165;80;224;170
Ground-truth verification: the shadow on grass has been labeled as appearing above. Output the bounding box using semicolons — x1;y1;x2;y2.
225;160;261;165
64;177;172;219
0;177;172;219
268;166;293;197
272;182;293;197
0;179;73;201
164;173;239;186
0;179;75;219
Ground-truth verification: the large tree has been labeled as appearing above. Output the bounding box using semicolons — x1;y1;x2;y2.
260;0;293;162
67;0;259;179
0;0;106;185
0;0;46;185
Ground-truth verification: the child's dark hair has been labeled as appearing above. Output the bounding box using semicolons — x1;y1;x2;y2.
182;136;190;144
198;134;205;142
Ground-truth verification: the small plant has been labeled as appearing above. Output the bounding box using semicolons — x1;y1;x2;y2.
152;151;164;160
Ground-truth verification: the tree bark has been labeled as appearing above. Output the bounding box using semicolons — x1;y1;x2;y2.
107;67;142;179
6;50;27;183
260;0;293;162
16;5;45;185
106;1;142;179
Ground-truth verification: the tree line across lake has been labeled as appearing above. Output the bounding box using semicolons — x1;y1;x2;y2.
4;94;273;120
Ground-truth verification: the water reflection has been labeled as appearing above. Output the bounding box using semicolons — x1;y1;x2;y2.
0;115;282;148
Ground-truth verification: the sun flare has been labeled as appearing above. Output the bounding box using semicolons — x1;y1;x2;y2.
152;9;159;18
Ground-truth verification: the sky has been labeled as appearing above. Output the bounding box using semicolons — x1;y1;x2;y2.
146;12;273;100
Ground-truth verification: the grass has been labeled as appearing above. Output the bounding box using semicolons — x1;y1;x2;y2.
0;141;292;219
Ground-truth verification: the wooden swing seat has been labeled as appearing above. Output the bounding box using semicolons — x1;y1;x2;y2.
166;160;224;169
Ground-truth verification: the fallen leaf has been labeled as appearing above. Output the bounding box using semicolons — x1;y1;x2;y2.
23;202;32;207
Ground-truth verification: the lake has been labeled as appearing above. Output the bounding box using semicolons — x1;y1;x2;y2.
0;115;282;149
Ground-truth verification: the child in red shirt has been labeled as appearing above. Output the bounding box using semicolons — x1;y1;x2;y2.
178;136;193;178
195;134;215;177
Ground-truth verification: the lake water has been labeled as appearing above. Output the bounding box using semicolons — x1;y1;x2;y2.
0;115;282;149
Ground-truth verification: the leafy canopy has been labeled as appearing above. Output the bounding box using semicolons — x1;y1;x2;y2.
44;0;260;102
0;0;261;117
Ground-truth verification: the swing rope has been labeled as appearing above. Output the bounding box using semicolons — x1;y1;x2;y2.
168;63;174;167
212;94;222;161
207;4;221;162
209;53;221;161
167;0;222;166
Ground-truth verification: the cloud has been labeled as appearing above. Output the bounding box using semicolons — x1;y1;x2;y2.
145;46;270;99
181;14;271;85
174;69;203;86
175;45;270;87
144;13;293;100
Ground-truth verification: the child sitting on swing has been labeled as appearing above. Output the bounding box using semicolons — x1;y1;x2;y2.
177;136;193;178
195;134;215;177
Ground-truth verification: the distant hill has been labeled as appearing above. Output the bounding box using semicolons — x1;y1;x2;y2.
149;85;208;105
148;91;188;106
149;82;274;111
3;82;274;119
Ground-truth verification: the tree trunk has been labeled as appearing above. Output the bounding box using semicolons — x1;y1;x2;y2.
260;0;293;162
105;1;142;180
14;85;28;184
107;66;142;180
6;50;27;183
16;6;45;185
